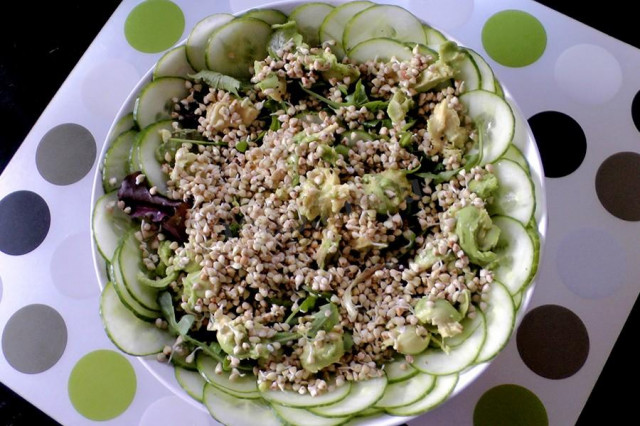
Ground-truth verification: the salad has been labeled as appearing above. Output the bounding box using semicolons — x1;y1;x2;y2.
92;2;542;425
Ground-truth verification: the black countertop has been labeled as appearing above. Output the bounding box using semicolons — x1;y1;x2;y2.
1;1;638;425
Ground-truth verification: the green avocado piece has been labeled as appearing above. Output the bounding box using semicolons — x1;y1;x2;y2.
415;298;463;338
387;91;415;125
455;205;500;266
412;41;466;93
362;169;412;215
301;334;345;373
427;99;468;148
468;172;498;199
255;72;287;101
298;168;350;221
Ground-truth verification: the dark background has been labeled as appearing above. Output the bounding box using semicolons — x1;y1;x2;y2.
0;1;638;424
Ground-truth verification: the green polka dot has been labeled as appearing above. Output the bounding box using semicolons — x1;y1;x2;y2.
474;384;548;426
482;10;547;67
125;0;185;53
68;350;136;421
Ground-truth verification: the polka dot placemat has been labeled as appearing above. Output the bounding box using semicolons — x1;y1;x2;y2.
1;0;639;424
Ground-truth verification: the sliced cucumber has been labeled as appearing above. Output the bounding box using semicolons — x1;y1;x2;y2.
153;45;195;79
273;403;350;426
185;13;234;71
501;144;530;173
242;8;287;25
135;120;173;195
423;25;448;50
129;133;143;173
118;229;161;311
319;1;373;59
92;191;132;261
100;282;172;356
459;89;514;165
111;244;161;321
133;77;188;129
309;376;387;417
455;50;481;92
385;374;458;416
383;359;419;383
412;311;486;375
170;347;197;371
206;18;273;80
343;5;425;53
512;289;524;310
197;354;259;394
102;129;137;192
348;38;413;63
476;281;516;364
289;2;334;46
203;384;281;426
374;373;435;409
357;407;383;417
488;159;535;225
107;112;136;143
261;381;351;408
466;48;497;92
491;215;537;295
175;366;206;402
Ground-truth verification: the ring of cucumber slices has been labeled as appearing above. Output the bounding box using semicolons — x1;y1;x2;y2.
91;2;546;425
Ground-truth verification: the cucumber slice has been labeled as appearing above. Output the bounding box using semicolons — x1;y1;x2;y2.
170;347;197;371
206;18;273;80
411;311;486;375
135;120;173;195
319;1;373;59
153;45;195;79
374;373;435;409
100;281;172;356
289;2;334;46
102;129;137;192
242;8;287;25
357;407;383;417
175;366;206;402
475;281;516;364
383;359;418;383
111;244;161;321
512;289;524;310
107;112;136;142
491;215;537;295
488;158;535;225
92;191;132;261
459;90;515;165
501;144;530;173
466;48;497;93
423;25;448;50
118;229;161;311
384;374;458;416
343;5;426;53
129;133;142;173
203;384;281;426
273;403;350;426
309;376;387;417
197;354;259;394
185;13;234;71
133;77;188;129
456;50;481;92
261;381;352;408
348;38;413;63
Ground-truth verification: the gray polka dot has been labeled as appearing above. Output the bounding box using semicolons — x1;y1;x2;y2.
595;152;640;221
2;304;67;374
51;232;100;299
0;191;50;256
36;123;96;185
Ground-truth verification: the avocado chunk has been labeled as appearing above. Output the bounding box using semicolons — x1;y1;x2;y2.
298;168;350;221
454;205;500;266
412;42;464;92
427;99;468;149
409;244;452;273
316;223;341;269
395;325;431;355
214;316;271;360
254;71;287;101
301;332;345;373
362;169;412;215
387;91;415;126
468;172;498;198
415;298;463;338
